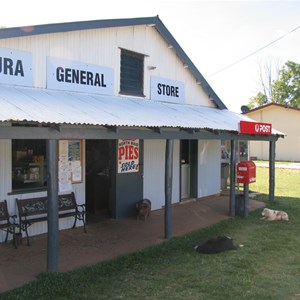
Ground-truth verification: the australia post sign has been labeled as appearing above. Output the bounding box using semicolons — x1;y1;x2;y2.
118;139;139;174
239;121;272;135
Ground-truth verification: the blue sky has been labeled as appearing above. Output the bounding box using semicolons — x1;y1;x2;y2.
1;0;300;112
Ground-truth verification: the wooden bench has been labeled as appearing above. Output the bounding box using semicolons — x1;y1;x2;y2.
16;192;86;245
0;200;18;248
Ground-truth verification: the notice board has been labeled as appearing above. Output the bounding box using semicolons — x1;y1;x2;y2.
58;140;82;192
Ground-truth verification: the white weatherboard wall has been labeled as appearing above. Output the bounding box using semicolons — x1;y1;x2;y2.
0;137;48;242
143;140;180;210
0;20;221;243
0;25;213;108
143;139;222;210
197;140;221;197
0;137;86;242
0;138;17;243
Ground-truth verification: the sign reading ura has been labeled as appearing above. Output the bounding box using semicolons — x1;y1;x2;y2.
0;48;33;86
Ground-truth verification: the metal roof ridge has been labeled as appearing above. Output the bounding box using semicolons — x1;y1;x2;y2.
0;16;159;39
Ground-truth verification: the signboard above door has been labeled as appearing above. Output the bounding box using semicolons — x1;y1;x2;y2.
150;76;184;104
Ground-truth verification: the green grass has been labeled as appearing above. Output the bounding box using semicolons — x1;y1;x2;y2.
253;160;300;165
251;167;300;199
2;168;300;300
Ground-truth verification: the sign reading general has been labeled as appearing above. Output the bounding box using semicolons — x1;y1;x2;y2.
0;48;33;86
47;57;114;95
150;76;184;103
240;121;272;135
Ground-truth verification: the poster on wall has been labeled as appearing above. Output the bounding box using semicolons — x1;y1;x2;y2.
118;139;139;173
58;140;82;192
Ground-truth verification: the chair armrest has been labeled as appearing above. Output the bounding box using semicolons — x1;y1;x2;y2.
76;204;86;212
9;214;18;225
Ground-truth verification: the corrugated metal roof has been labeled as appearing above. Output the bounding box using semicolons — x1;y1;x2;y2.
0;85;282;135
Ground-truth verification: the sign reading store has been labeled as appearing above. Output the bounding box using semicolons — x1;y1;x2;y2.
47;57;114;95
0;48;33;86
150;76;184;104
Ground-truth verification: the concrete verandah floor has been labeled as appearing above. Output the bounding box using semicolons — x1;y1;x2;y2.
0;196;265;293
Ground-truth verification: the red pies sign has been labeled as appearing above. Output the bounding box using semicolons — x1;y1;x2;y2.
239;121;272;135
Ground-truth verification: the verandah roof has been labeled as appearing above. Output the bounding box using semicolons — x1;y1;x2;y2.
0;84;283;137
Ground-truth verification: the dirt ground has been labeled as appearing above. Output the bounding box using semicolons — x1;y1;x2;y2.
0;196;265;294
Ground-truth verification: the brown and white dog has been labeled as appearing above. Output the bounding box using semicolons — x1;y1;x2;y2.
136;199;151;221
261;208;289;221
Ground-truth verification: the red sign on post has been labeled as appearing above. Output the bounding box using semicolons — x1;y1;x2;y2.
239;121;272;135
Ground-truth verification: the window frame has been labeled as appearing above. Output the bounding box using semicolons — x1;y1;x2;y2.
119;48;145;97
11;139;47;193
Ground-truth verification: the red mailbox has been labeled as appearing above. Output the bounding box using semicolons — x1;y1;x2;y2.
237;161;256;184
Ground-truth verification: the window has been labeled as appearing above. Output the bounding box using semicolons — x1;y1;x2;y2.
12;140;46;191
120;49;144;97
181;140;190;164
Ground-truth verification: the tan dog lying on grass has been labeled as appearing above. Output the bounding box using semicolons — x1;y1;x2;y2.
261;208;289;221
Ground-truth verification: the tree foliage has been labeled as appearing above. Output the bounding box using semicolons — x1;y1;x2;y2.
248;92;268;108
272;61;300;107
247;60;300;109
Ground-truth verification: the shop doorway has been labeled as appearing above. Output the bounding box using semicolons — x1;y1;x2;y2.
85;140;112;221
180;140;197;200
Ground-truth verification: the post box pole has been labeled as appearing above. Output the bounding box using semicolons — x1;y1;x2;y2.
243;183;249;217
229;140;237;217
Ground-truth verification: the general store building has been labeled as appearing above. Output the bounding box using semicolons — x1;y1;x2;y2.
0;17;283;245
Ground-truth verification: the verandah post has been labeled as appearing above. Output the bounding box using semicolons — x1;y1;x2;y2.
165;139;174;240
269;140;276;202
46;139;59;272
229;139;237;216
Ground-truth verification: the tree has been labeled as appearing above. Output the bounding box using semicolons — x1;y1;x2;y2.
247;60;300;109
248;92;268;109
272;61;300;107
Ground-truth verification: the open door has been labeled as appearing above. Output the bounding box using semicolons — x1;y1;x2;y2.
85;140;112;221
180;140;197;200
